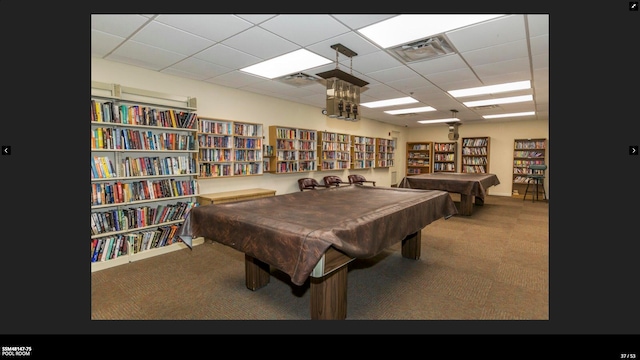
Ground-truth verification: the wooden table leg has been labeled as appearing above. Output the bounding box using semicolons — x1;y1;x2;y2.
474;196;484;206
459;194;474;216
310;264;348;320
245;254;270;291
401;230;421;259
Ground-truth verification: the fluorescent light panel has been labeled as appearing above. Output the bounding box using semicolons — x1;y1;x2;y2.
385;106;436;115
358;14;505;49
240;49;332;79
360;97;418;108
464;95;533;107
483;111;535;119
449;80;531;98
418;118;460;124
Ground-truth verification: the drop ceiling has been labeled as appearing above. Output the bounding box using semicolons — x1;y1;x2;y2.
91;14;549;128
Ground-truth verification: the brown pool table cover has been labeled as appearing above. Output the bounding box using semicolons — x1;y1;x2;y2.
400;173;500;199
178;185;457;286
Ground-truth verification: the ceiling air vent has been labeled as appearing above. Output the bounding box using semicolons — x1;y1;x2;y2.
390;35;455;63
277;72;320;87
469;105;500;110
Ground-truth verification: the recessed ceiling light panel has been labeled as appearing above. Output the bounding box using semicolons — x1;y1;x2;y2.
240;49;332;79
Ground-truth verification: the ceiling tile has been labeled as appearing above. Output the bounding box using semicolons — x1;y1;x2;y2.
407;54;467;75
91;30;124;57
205;71;268;89
154;14;254;42
166;57;233;79
235;14;277;24
106;40;186;71
446;15;526;53
461;39;529;67
473;58;531;79
91;14;149;38
130;21;215;56
221;26;299;60
330;14;396;30
194;43;262;70
259;14;351;47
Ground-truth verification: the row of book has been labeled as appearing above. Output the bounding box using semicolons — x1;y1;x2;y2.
91;100;197;129
408;160;430;166
198;119;233;135
233;163;262;176
434;163;456;171
462;138;488;146
91;201;197;235
119;155;196;178
233;137;261;149
410;144;430;150
353;160;375;169
90;224;182;262
434;154;455;161
91;179;197;206
91;127;196;151
462;147;488;155
91;155;196;179
513;151;544;158
352;136;375;145
320;132;350;142
513;159;545;167
462;165;487;173
352;144;376;152
92;156;116;179
198;134;232;148
321;152;350;160
514;140;546;149
462;157;488;165
434;143;456;152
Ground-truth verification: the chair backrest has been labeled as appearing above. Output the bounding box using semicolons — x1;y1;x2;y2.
528;164;547;178
348;174;365;184
298;178;321;191
348;174;375;186
323;175;345;187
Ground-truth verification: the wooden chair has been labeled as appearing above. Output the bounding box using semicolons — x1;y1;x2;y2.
348;174;376;186
323;175;350;187
298;178;326;191
523;164;547;202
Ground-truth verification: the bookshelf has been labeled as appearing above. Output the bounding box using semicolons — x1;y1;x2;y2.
461;136;490;173
351;135;376;169
262;144;274;173
512;138;547;198
433;141;457;173
90;81;203;272
267;126;318;173
406;142;432;176
196;117;264;178
376;138;396;168
318;131;351;171
233;121;263;176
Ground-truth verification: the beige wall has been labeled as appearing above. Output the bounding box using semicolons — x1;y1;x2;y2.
92;57;549;198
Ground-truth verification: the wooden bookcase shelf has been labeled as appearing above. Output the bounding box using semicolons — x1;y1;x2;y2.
512;138;547;198
406;142;432;176
90;81;202;272
376;138;396;168
351;135;376;169
196;117;264;179
433;141;457;173
267;126;318;173
461;136;490;173
318;131;351;171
